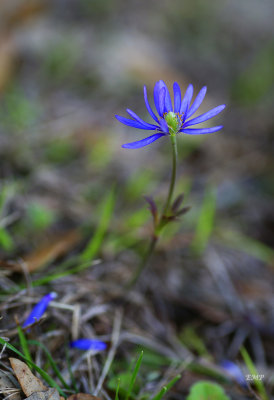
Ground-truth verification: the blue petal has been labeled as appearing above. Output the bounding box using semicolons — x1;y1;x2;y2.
158;87;166;116
115;115;155;130
154;80;172;115
122;133;166;149
23;292;57;328
181;125;223;135
186;86;207;119
162;81;172;112
126;109;158;129
180;84;193;115
159;118;169;133
154;81;165;115
184;104;226;127
173;82;181;113
144;86;158;123
70;339;107;351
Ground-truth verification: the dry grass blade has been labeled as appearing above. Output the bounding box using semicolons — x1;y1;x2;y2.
22;230;82;273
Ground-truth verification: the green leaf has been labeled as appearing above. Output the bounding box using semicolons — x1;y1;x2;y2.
186;381;230;400
151;375;181;400
17;326;33;365
125;351;143;400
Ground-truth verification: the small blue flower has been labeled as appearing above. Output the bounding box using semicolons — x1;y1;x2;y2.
220;360;247;388
70;339;107;351
23;292;57;328
116;80;226;149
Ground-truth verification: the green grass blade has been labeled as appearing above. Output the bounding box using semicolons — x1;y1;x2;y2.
151;374;181;400
28;340;71;390
115;378;120;400
81;187;115;262
192;186;216;255
17;325;33;364
240;347;268;400
66;347;78;392
151;386;167;400
125;351;143;400
165;374;181;391
0;338;66;397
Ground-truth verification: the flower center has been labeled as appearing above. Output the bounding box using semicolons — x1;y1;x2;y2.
164;112;182;135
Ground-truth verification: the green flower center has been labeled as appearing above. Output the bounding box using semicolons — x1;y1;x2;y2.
164;111;181;135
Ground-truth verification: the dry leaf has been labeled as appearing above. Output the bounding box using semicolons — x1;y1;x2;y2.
22;230;82;272
9;358;47;397
67;395;102;400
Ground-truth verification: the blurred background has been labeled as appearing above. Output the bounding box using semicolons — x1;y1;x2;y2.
0;0;274;395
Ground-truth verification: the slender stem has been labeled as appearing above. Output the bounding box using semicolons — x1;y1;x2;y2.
127;134;178;288
160;134;178;219
126;235;158;289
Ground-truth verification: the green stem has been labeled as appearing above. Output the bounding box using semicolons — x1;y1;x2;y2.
161;134;178;219
127;134;178;288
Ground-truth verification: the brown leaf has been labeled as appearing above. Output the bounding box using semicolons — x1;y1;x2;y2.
22;230;82;272
67;395;102;400
9;358;47;397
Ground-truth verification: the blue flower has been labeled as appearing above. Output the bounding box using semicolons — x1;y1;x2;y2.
220;360;247;388
115;80;226;149
23;292;57;328
70;339;107;351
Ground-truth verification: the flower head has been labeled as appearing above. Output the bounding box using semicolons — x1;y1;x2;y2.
23;292;57;328
116;80;226;149
220;360;247;388
70;338;107;351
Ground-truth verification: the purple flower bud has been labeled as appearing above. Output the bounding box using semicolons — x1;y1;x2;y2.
70;339;107;351
220;360;247;387
23;292;57;328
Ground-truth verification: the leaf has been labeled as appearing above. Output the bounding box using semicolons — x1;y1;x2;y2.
240;348;268;400
125;351;143;400
186;381;230;400
144;196;158;227
0;338;65;396
9;358;47;397
171;193;184;212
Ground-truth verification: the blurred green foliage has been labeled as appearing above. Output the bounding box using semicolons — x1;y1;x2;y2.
0;84;39;131
232;42;274;106
25;202;56;232
186;381;230;400
192;186;216;255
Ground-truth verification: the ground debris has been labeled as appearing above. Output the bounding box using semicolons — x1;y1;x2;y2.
67;395;102;400
25;388;60;400
0;370;21;400
9;358;47;397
